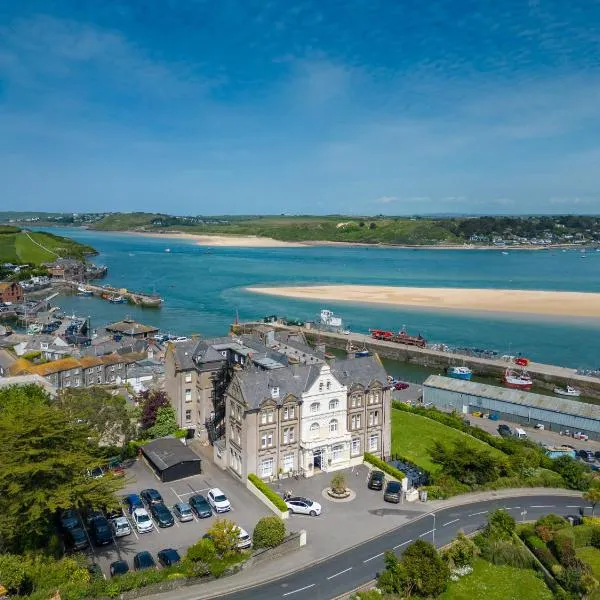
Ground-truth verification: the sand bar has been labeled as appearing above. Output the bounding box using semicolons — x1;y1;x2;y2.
246;285;600;318
121;230;306;247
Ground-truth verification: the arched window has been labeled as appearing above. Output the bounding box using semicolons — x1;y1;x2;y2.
329;399;339;411
310;402;320;414
329;419;338;433
310;423;320;437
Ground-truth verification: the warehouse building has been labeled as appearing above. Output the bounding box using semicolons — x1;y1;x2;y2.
422;375;600;440
141;437;202;482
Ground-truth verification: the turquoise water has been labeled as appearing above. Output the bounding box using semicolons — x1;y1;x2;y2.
38;228;600;369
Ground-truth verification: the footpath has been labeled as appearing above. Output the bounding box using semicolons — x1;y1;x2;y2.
142;487;582;600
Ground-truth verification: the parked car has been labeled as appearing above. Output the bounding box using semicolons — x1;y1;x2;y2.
105;457;125;477
157;548;181;567
173;502;195;522
109;560;129;577
60;509;80;531
189;495;212;518
106;506;125;521
578;449;595;462
207;488;231;513
84;508;105;527
88;467;104;479
367;470;385;490
285;497;322;516
124;494;144;514
574;432;590;441
383;481;402;503
236;527;252;549
394;381;409;390
498;424;512;437
141;488;163;506
111;516;132;537
150;503;174;528
90;516;113;546
132;508;154;533
64;526;89;551
134;551;156;571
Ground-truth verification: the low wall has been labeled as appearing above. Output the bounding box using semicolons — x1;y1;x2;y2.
245;531;306;567
246;478;289;519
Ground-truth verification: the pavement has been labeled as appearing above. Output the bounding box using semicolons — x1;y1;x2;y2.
142;489;584;600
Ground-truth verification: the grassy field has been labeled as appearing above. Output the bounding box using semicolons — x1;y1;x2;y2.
439;559;553;600
391;409;506;473
577;546;600;577
0;229;96;265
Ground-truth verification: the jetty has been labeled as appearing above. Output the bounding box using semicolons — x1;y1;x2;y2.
232;321;600;401
62;281;162;308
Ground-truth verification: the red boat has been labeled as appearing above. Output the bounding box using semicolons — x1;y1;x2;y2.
503;368;533;390
514;357;529;367
369;328;427;347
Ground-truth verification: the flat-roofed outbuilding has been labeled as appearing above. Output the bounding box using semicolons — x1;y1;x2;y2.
140;437;202;482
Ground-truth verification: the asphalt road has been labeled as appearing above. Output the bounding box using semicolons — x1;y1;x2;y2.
213;494;587;600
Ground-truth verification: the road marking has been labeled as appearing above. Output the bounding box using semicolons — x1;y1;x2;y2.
530;505;555;508
363;552;384;563
419;529;435;538
393;539;412;550
468;511;488;517
170;486;185;502
442;519;459;527
567;505;581;508
505;507;521;510
327;567;352;580
282;584;315;597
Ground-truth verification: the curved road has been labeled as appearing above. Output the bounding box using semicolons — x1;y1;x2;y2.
215;495;585;600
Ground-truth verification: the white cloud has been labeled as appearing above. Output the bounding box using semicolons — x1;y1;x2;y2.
374;195;398;204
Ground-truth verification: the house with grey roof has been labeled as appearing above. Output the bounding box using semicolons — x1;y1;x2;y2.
224;355;391;481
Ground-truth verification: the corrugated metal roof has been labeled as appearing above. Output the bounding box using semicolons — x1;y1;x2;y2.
423;375;600;420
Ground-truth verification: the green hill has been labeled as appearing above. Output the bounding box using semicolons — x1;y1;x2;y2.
0;227;96;265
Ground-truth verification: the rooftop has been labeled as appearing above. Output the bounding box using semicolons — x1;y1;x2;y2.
0;374;57;396
105;320;159;336
141;438;201;470
423;375;600;420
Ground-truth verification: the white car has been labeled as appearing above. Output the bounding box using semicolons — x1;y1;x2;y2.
286;496;322;516
207;488;231;513
132;508;153;533
111;516;131;537
236;527;252;549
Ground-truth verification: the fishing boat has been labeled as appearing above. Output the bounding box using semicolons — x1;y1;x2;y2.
355;343;370;358
320;309;343;328
108;295;125;304
76;286;93;297
503;368;533;390
447;366;473;380
553;385;581;397
27;323;43;334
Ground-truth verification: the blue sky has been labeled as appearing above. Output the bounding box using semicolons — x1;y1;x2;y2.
1;1;599;215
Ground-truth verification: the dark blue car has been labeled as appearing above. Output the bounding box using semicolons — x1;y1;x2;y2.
124;494;144;514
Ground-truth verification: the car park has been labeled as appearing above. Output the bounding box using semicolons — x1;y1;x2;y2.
141;488;163;506
383;481;402;503
150;503;174;528
173;502;195;522
285;496;322;516
207;488;231;513
133;551;156;571
157;548;181;567
90;517;113;546
579;449;595;462
106;506;125;521
110;560;129;577
124;494;144;514
132;508;154;533
111;516;132;537
498;424;512;437
60;509;80;530
84;508;104;527
65;526;89;551
367;470;385;490
189;495;212;518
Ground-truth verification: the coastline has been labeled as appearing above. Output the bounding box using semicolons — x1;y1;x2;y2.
246;285;600;319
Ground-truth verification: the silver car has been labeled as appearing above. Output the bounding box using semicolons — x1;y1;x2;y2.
111;516;131;537
172;502;194;522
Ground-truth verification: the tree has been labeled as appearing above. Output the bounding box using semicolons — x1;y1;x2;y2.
485;509;516;541
0;386;123;552
0;553;28;595
140;390;170;430
552;456;589;490
584;487;600;516
148;405;178;438
55;387;136;445
442;532;478;568
253;516;285;549
206;519;241;557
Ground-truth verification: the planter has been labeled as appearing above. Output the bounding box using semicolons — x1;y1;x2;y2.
326;487;351;499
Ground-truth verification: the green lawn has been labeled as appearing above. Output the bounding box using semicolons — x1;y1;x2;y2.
577;546;600;578
439;559;553;600
391;409;506;473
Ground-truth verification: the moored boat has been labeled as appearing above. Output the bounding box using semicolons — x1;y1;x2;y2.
447;366;473;380
320;309;343;328
108;295;125;304
77;286;93;297
553;385;581;397
503;368;533;390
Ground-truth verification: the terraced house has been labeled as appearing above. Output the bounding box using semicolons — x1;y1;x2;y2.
225;356;391;480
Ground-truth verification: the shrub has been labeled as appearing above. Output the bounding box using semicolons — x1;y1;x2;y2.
253;516;286;549
248;473;288;511
591;527;600;549
186;538;216;563
330;472;347;493
536;513;569;531
206;519;242;557
364;453;405;480
482;539;532;569
485;509;516;540
442;532;478;568
551;535;578;567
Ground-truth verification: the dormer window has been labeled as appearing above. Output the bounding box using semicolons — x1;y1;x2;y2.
271;386;280;399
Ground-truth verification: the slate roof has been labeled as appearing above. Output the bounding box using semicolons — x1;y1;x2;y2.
105;320;159;336
141;438;201;470
332;355;389;388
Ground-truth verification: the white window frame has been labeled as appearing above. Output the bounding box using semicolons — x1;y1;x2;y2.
329;419;338;433
351;438;361;456
310;422;320;438
283;453;294;472
332;444;343;462
369;433;378;451
185;388;192;402
184;372;192;383
329;399;339;411
261;457;274;478
310;402;320;414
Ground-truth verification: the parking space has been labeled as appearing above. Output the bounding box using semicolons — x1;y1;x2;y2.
269;464;428;551
84;456;271;577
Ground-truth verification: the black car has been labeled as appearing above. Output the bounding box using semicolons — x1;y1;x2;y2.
109;560;129;577
60;508;80;530
498;424;512;437
140;488;163;506
133;551;156;571
383;481;402;504
65;526;89;551
367;470;385;490
84;508;105;527
150;502;174;528
157;548;181;567
579;449;595;462
189;494;212;518
90;516;113;545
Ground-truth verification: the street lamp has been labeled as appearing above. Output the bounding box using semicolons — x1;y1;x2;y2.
433;513;436;546
521;509;528;523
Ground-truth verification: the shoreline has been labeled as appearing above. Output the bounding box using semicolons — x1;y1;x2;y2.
246;285;600;319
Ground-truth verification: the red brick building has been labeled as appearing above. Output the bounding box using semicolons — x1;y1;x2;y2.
0;282;24;304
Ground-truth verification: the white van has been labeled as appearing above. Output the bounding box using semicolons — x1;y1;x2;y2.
514;428;527;439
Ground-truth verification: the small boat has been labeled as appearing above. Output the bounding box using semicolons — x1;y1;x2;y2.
554;385;581;397
77;286;93;297
501;251;509;255
108;295;125;304
324;352;336;360
447;366;473;380
355;345;370;358
320;309;343;328
503;368;533;391
165;248;171;253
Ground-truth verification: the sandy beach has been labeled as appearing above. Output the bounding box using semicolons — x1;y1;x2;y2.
122;230;306;247
246;285;600;318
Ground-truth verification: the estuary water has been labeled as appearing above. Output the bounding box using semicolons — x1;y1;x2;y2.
38;227;600;370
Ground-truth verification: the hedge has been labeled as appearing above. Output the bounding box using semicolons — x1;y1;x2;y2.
248;473;288;511
364;452;405;480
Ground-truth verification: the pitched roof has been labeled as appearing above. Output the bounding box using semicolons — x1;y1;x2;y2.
10;352;145;376
105;320;159;335
331;355;389;388
0;282;21;292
